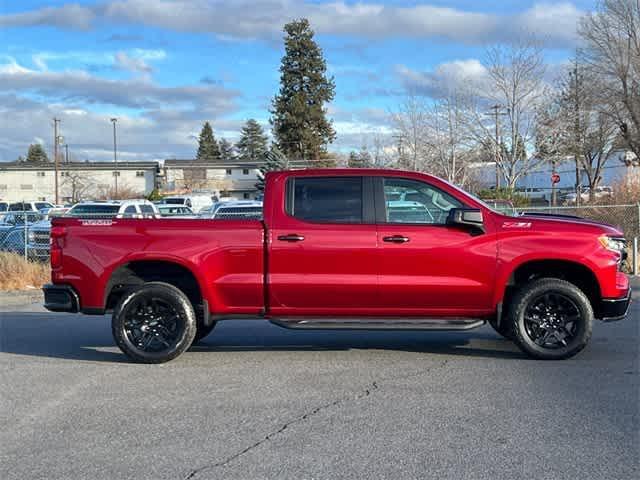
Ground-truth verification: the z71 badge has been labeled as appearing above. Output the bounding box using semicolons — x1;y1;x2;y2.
502;221;532;228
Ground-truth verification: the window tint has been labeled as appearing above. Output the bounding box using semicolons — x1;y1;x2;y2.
289;177;363;223
383;178;462;224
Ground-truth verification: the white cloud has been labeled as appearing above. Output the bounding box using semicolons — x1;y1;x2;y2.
1;1;585;48
114;52;153;74
396;59;490;98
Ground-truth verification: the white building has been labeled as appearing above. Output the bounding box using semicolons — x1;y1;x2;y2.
162;159;261;199
0;161;158;204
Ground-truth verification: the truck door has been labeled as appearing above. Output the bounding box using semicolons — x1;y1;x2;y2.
375;176;496;317
267;175;379;316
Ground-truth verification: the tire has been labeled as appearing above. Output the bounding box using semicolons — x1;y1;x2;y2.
112;282;197;363
507;278;593;360
193;320;217;343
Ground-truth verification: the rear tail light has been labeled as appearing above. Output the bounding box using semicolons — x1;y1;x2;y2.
50;225;67;269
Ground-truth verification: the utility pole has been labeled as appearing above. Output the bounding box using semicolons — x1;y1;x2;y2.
392;134;405;168
110;118;118;198
486;104;508;189
570;57;582;206
53;118;61;204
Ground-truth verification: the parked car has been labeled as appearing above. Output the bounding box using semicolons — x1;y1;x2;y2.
66;200;158;218
161;194;215;213
208;201;263;220
563;186;613;204
44;169;631;363
0;202;8;213
8;201;55;213
156;205;196;217
0;211;45;251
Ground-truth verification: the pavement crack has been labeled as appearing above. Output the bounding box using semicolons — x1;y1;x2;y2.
182;359;448;479
182;380;379;479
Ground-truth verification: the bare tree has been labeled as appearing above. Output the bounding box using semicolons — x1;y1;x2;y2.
424;90;474;185
391;93;429;170
539;62;620;201
60;171;93;203
467;40;548;189
580;0;640;161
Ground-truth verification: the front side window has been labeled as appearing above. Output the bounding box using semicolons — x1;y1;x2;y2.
288;177;363;223
382;178;463;225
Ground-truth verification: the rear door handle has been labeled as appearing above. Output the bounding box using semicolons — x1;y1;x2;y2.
278;234;305;242
383;235;410;243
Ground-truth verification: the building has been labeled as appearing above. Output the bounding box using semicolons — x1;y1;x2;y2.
0;161;158;204
162;159;261;199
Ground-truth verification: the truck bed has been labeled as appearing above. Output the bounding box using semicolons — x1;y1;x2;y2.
51;217;265;314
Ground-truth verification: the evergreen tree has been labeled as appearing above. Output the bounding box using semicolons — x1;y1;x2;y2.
236;119;268;162
25;143;49;163
196;121;221;161
271;18;336;163
256;145;288;191
218;138;236;163
347;146;372;168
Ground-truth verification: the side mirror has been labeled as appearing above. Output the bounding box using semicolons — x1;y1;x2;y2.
447;208;484;233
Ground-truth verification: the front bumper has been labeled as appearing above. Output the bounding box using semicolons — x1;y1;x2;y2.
598;288;632;322
43;284;79;313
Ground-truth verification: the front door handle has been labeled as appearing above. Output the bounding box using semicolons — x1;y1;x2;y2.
383;235;410;243
278;234;305;242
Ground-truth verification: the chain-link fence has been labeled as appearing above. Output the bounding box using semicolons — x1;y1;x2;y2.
0;210;50;262
516;203;640;275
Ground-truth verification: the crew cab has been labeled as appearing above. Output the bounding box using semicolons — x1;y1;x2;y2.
43;169;631;363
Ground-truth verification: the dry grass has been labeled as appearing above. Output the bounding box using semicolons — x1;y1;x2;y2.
0;252;50;291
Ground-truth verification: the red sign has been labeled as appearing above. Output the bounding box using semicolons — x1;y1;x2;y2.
551;173;560;184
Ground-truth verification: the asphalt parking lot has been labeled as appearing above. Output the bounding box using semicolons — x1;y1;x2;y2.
1;281;638;480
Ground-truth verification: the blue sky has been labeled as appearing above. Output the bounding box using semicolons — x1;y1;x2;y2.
0;0;597;161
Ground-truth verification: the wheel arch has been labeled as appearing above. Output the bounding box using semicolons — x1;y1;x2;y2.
496;258;602;317
104;258;207;312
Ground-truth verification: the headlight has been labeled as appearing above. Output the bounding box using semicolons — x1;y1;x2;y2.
28;231;35;242
598;235;626;253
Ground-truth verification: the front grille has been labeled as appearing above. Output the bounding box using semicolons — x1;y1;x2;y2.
32;230;50;246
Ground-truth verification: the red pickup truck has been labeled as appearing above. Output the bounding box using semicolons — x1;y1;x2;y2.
43;169;631;363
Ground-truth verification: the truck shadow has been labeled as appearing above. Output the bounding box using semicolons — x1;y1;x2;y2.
0;313;527;363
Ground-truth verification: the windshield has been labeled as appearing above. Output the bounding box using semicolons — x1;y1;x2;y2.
163;198;186;205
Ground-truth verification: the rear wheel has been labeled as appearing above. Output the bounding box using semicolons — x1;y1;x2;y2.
508;278;593;360
112;282;196;363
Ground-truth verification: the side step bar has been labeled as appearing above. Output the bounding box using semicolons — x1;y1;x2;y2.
269;318;486;331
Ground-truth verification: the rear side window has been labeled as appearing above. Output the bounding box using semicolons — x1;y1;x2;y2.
288;177;363;223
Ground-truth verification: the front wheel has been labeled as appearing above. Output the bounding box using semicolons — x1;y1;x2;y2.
112;282;197;363
507;278;593;360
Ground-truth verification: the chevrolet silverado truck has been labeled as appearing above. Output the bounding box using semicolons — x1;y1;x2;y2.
43;169;631;363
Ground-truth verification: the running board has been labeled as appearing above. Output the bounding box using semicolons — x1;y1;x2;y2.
269;318;486;331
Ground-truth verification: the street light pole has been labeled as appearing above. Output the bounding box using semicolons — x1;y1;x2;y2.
110;118;118;198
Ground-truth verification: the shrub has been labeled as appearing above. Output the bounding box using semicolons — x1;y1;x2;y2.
0;252;49;290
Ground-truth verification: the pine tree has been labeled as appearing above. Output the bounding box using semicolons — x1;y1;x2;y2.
256;145;288;191
196;121;221;161
236;119;268;162
25;143;49;163
271;18;336;163
218;138;236;163
348;146;372;168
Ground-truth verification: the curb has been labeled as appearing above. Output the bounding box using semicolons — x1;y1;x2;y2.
0;289;44;307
